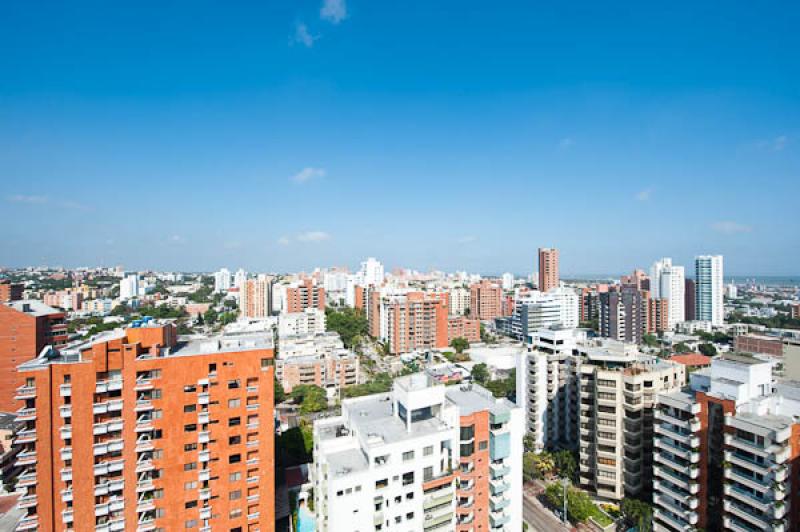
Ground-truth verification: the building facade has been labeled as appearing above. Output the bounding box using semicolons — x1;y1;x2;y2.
537;248;559;293
650;258;686;330
0;301;68;412
695;255;724;326
469;281;503;321
312;374;523;532
14;323;275;532
285;279;326;314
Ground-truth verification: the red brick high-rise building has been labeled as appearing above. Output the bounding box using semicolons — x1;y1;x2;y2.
0;301;67;412
0;281;23;303
286;279;325;314
14;323;275;532
538;248;559;292
469;280;503;321
384;292;449;354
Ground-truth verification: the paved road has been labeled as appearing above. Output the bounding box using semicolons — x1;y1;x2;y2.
523;485;572;532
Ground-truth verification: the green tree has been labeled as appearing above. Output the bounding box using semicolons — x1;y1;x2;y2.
450;337;469;354
673;342;692;353
621;498;653;532
552;450;578;481
274;378;286;404
343;373;393;398
642;333;659;347
471;363;490;384
326;307;368;348
290;385;328;414
698;343;717;357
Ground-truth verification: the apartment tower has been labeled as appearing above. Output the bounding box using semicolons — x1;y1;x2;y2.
538;248;559;293
0;301;68;412
14;323;275;532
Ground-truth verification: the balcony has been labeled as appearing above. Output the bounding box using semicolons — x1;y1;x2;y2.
725;484;771;513
135;400;154;412
135;378;153;391
199;469;211;481
96;379;124;394
61;467;73;482
490;463;510;479
198;412;210;424
16;516;37;531
489;479;509;496
17;470;37;487
16;450;37;466
199;431;210;444
60;383;72;397
93;399;124;415
490;495;510;512
135;418;154;432
489;512;510;528
96;479;125;496
16;407;36;421
199;488;211;500
94;459;125;476
135;438;154;452
14;428;37;445
17;493;37;509
15;385;37;400
61;488;73;502
136;480;154;493
198;392;210;405
62;509;74;524
135;459;155;473
94;438;124;456
723;500;771;530
137;498;156;512
95;420;124;435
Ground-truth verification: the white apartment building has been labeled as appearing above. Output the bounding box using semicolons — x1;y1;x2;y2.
501;273;514;292
213;267;231;293
313;374;523;532
516;327;587;452
650;258;686;330
695;255;724;326
234;268;247;289
499;288;579;341
278;308;326;338
652;352;798;532
449;287;471;317
119;274;139;301
360;257;385;287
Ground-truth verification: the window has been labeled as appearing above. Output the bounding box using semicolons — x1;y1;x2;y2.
423;467;433;481
184;443;197;452
402;472;414;486
406;512;414;520
184;385;196;393
406;492;414;500
402;450;414;461
209;363;217;373
230;472;242;482
229;398;241;408
229;490;242;500
152;389;162;399
423;445;433;456
229;417;241;427
460;425;475;441
185;481;197;490
185;520;197;529
479;441;488;450
184;424;197;432
229;435;242;445
228;380;240;389
185;501;198;509
184;404;196;413
261;358;273;368
375;479;388;490
184;462;197;471
229;454;241;464
230;509;242;519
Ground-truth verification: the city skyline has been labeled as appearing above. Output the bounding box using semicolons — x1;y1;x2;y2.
2;1;799;274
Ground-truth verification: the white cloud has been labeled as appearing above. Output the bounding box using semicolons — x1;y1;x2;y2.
7;194;48;204
755;135;788;152
290;167;326;184
635;188;653;201
558;137;574;150
297;231;330;242
293;23;318;48
277;236;291;246
321;0;347;24
7;194;88;210
457;236;477;243
712;221;753;234
170;235;184;244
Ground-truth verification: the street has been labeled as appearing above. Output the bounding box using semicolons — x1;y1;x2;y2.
523;484;572;532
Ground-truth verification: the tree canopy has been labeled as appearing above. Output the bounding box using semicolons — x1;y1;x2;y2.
450;337;469;354
326;307;368;348
290;385;328;414
471;363;489;384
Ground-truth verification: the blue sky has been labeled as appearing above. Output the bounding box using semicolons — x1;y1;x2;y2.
1;1;798;275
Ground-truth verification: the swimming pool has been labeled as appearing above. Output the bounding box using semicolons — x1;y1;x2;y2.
296;504;316;532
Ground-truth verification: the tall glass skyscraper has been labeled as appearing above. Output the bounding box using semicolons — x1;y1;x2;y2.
695;255;724;326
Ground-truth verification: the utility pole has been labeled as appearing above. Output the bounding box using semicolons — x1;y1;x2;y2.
562;477;569;524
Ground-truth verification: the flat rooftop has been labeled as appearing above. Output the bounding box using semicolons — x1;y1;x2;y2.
718;352;768;366
4;299;62;317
